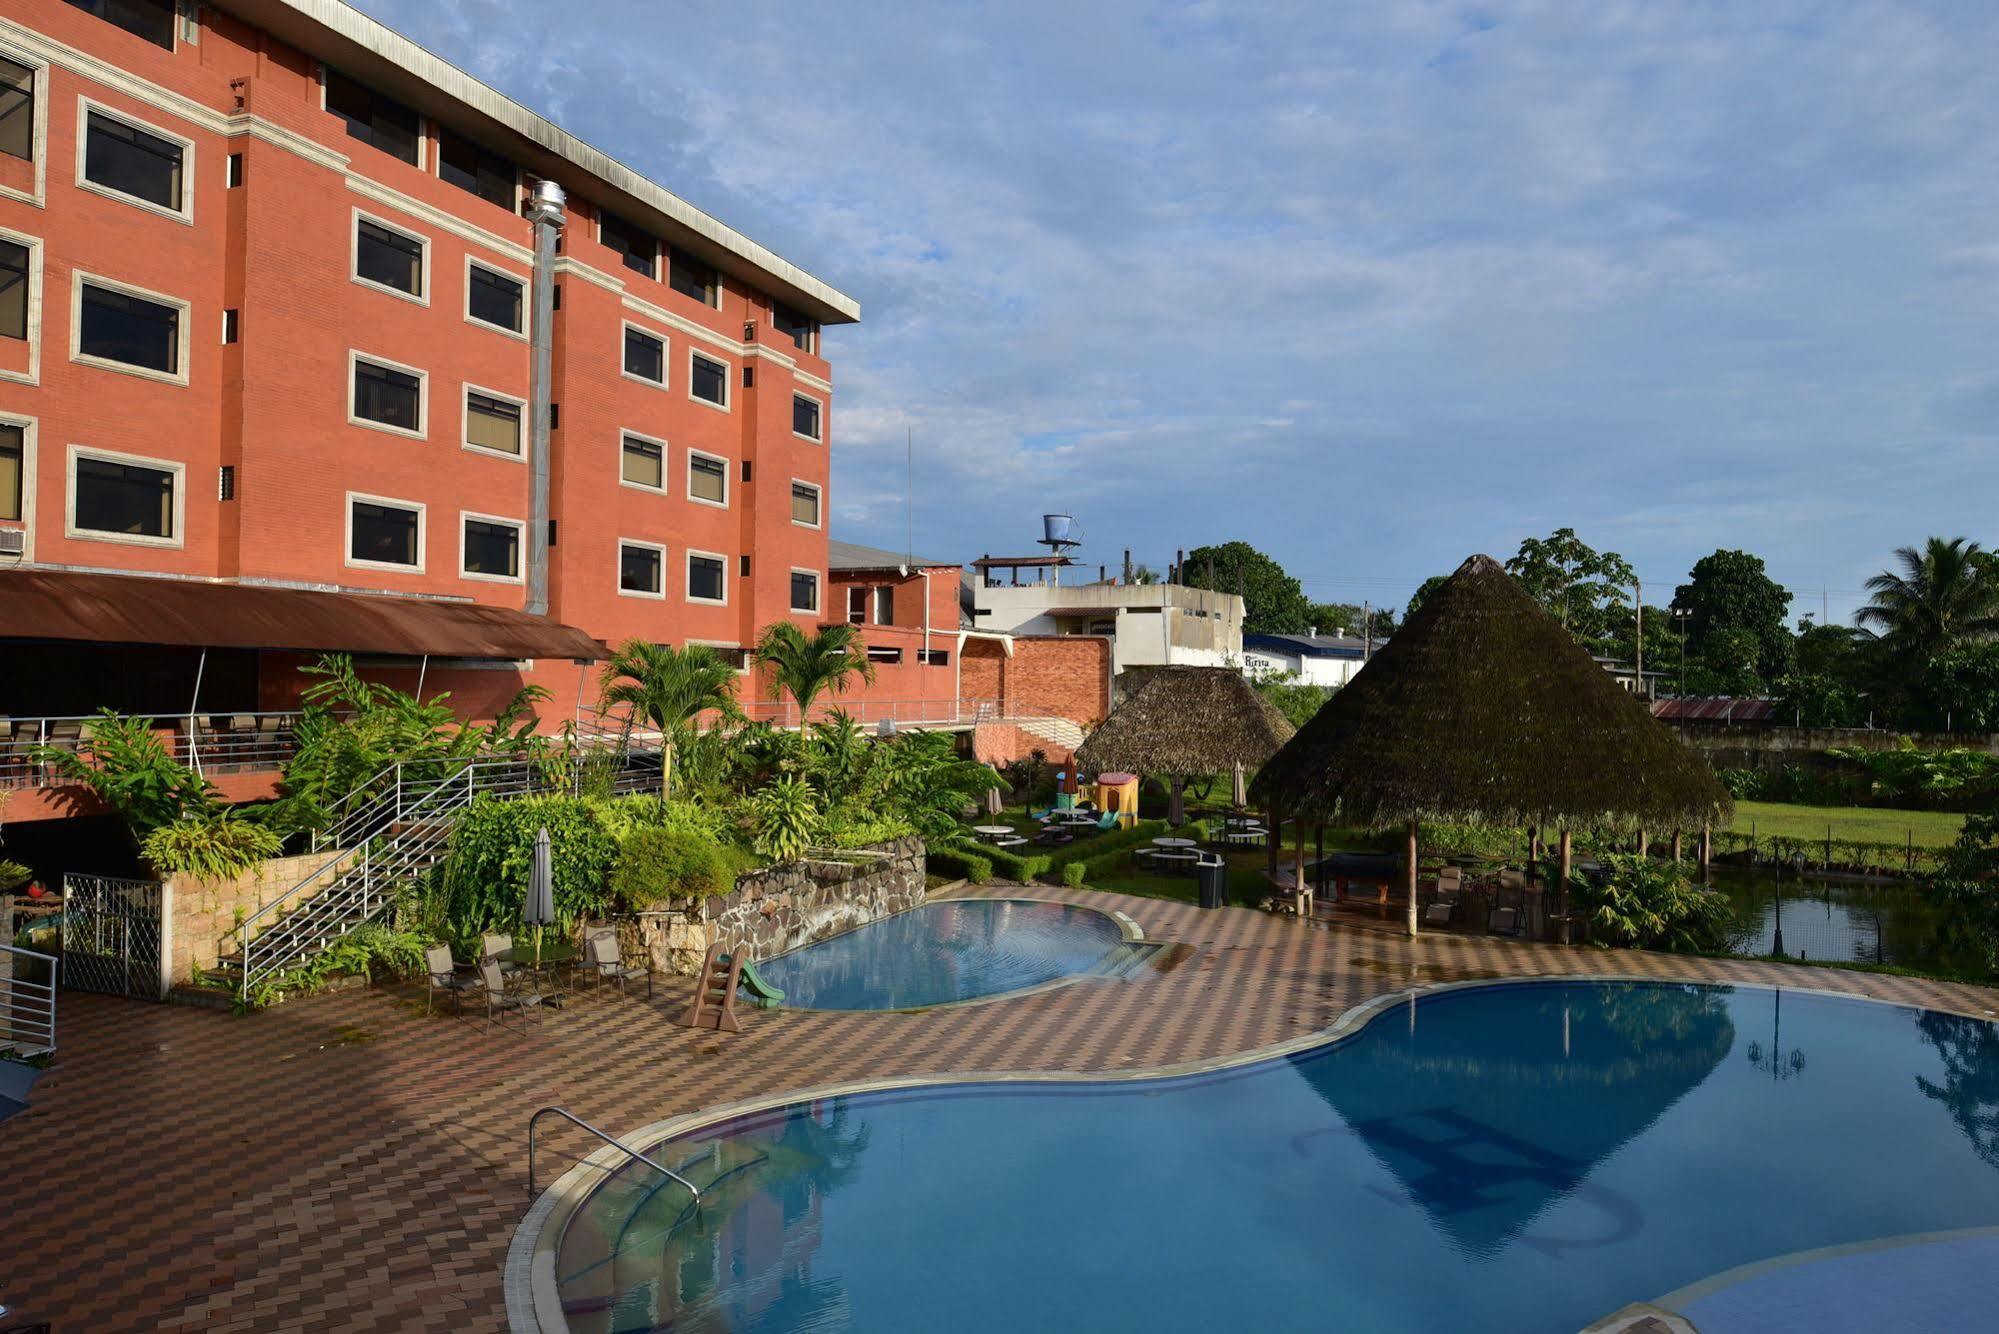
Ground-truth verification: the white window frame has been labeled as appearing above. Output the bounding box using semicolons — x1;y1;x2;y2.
344;490;426;575
791;390;824;443
350;207;430;307
70;270;190;387
464;255;528;340
620;319;670;390
686;637;751;674
0;45;50;208
457;509;525;585
789;566;823;615
685;448;730;510
618;428;668;494
616;537;667;601
74;97;195;225
873;584;894;624
0;224;44;386
686;348;731;412
461;381;527;463
0;411;38;549
789;478;822;530
347;349;429;440
65;442;184;549
685;547;730;607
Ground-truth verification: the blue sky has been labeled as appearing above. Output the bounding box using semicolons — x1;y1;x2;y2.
357;0;1999;625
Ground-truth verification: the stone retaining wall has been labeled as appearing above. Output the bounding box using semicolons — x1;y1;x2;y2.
637;836;926;975
166;851;350;986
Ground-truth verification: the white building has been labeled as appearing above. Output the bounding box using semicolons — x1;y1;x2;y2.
965;558;1244;676
1240;633;1375;689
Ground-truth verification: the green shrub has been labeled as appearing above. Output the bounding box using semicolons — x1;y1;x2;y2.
927;848;992;884
143;813;283;880
820;813;920;850
1571;854;1730;953
440;795;620;935
750;776;819;864
1062;861;1088;888
971;844;1051;883
0;858;31;893
609;826;734;910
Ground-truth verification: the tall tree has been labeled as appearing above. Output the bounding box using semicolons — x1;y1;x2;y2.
1672;549;1794;686
599;640;743;799
753;621;877;721
1504;528;1636;652
1180;541;1312;634
1307;602;1396;639
1405;575;1449;623
1857;537;1999;660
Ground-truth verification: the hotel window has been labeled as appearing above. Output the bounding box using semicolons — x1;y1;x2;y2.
847;586;867;625
624;326;665;384
352;357;423;434
772;302;816;353
79;282;179;375
324;69;420;166
467;263;523;333
688;452;727;505
65;0;175;50
790;481;820;527
688;553;727;603
465;391;522;456
599;210;657;279
462;516;521;580
83;110;185;213
354;218;424;299
75;455;174;539
0;57;32;162
0;240;26;340
790;570;820;613
873;585;894;625
621;433;664;489
689;351;727;407
349;498;420;567
0;423;21;521
920;648;951;667
792;394;822;441
867;646;902;664
620;542;663;596
438;127;515;210
669;247;719;307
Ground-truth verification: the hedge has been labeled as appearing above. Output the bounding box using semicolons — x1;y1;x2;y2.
1045;820;1176;868
926;847;993;884
1051;820;1212;888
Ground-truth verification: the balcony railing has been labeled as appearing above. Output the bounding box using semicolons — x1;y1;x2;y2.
0;712;310;791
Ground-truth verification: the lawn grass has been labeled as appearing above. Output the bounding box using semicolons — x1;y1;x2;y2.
1724;801;1964;848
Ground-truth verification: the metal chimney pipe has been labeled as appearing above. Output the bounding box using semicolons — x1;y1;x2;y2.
525;178;566;616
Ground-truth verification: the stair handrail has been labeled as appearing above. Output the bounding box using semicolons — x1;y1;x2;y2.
528;1105;701;1204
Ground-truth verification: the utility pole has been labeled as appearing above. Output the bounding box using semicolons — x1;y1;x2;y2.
1634;579;1643;693
1363;601;1373;660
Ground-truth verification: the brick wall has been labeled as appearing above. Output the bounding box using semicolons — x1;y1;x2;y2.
961;635;1110;729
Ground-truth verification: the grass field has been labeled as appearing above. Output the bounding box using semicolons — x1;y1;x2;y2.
1724;801;1964;848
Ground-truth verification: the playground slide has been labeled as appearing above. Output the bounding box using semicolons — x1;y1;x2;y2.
736;958;786;1009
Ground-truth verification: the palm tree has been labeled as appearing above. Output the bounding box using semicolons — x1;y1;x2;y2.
1857;538;1999;659
752;622;876;724
598;640;743;799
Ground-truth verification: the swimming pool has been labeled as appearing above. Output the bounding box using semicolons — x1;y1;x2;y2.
748;898;1129;1010
546;981;1999;1332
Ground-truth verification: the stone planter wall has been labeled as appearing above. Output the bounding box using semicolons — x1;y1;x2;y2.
637;836;926;975
166;851;353;986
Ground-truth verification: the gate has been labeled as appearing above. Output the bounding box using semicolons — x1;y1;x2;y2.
59;874;166;1000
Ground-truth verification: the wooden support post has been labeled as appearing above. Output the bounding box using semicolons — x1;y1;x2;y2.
1671;830;1683;864
1558;828;1573;939
1700;822;1712;868
1266;800;1281;878
1406;819;1420;938
1315;822;1326;899
1636;827;1648;858
1293;817;1311;918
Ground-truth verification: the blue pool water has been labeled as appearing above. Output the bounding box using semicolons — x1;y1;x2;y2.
554;982;1999;1332
748;898;1126;1010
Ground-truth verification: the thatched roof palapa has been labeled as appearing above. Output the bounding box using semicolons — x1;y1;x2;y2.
1254;554;1731;831
1075;666;1296;777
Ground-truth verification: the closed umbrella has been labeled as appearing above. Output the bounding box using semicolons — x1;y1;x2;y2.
524;825;556;968
1232;763;1248;809
983;765;1006;817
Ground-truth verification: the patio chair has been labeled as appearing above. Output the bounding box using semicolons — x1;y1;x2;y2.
583;931;652;999
1488;901;1526;937
480;960;545;1032
480;933;521;982
424;946;480;1015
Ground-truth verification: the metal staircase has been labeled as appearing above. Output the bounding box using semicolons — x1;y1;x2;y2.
221;753;660;1003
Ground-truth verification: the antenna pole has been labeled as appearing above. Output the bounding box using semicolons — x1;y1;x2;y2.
905;425;913;565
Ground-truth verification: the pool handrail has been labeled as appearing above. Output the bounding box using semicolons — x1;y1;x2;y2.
527;1106;701;1204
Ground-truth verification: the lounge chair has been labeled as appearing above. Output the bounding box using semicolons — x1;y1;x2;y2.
583;931;652;999
480;960;545;1032
424;946;480;1015
1488;903;1526;937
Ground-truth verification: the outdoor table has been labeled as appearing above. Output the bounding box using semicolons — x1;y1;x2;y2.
1152;837;1197;849
1045;810;1099;826
498;942;579;1004
971;825;1016;843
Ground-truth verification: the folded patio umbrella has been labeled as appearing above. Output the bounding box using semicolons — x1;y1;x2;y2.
983;765;1006;817
524;825;556;967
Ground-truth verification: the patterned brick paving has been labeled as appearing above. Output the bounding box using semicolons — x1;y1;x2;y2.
8;885;1998;1332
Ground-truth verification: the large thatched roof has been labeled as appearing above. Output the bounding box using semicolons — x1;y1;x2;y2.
1075;667;1295;776
1253;554;1732;829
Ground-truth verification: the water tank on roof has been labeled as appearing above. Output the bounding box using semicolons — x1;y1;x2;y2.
1042;513;1078;547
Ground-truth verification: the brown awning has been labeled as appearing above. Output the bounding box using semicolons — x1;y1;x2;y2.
0;570;606;660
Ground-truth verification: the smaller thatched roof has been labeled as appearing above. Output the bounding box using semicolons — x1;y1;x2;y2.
1075;667;1296;776
1253;554;1732;829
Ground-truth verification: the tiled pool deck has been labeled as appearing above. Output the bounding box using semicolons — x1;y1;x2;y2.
10;883;1999;1332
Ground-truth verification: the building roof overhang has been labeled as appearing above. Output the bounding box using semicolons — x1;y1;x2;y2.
0;570;607;661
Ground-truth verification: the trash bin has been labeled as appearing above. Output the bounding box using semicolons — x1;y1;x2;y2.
1197;859;1228;910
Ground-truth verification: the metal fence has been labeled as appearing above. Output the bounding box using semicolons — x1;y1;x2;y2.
58;875;166;1001
0;942;57;1053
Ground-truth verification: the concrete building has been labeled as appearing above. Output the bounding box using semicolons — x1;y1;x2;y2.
965;557;1244;678
823;539;968;726
1241;632;1375;689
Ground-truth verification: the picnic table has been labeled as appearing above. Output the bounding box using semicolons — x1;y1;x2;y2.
971;825;1017;843
1044;809;1101;827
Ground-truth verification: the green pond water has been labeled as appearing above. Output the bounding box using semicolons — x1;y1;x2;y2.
1708;867;1988;978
